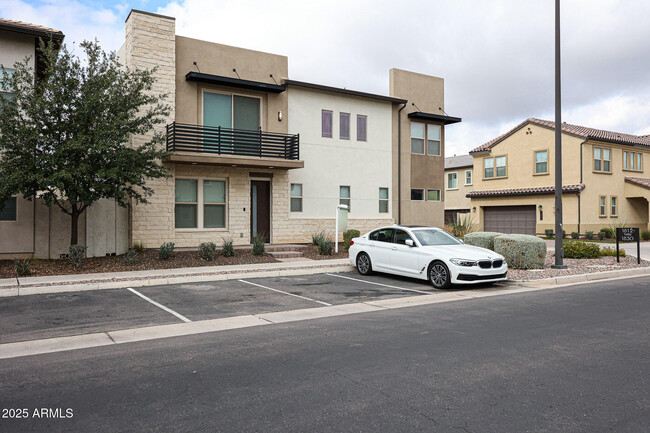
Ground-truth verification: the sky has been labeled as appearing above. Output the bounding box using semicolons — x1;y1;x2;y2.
2;0;649;155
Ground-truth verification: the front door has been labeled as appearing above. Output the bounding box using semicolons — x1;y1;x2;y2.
251;180;271;243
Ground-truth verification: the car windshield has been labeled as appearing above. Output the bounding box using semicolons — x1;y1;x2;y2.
413;229;462;246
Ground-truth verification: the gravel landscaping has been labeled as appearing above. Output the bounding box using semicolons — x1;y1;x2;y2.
507;252;649;281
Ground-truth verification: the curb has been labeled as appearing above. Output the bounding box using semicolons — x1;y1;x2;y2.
508;266;650;287
0;263;355;298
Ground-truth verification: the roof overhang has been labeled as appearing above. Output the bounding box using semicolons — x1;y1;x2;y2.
0;22;64;41
624;177;650;198
467;184;585;198
163;152;304;169
283;79;407;104
408;112;462;125
186;72;286;93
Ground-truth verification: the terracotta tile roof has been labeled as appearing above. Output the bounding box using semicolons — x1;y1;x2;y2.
0;18;64;39
444;154;473;170
624;177;650;190
470;118;650;154
466;183;585;198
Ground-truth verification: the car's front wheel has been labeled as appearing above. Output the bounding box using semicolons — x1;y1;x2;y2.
356;252;373;276
429;261;451;289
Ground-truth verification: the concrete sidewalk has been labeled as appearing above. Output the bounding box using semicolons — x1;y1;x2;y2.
0;259;354;297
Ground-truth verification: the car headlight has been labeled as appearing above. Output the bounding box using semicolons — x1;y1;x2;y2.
449;258;478;267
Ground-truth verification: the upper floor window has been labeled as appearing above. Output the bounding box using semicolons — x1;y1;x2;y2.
594;147;611;173
322;110;333;138
379;188;389;213
427;125;441;155
447;172;458;189
623;151;643;171
535;150;548;174
410;189;424;201
484;155;507;178
465;170;472;185
339;185;350;211
0;197;17;221
357;115;367;141
411;122;441;155
427;189;441;201
411;123;425;154
340;113;350;140
203;92;260;131
290;183;303;212
0;68;16;107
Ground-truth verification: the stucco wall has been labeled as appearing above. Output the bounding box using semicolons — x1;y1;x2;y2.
0;29;35;71
444;167;473;211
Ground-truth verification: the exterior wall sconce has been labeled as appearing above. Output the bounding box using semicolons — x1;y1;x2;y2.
278;111;283;121
472;207;476;212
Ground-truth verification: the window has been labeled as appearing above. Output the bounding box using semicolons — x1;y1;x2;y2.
357;115;367;141
203;92;259;131
204;180;226;228
411;123;425;154
638;153;643;171
369;228;394;242
624;151;643;171
427;189;441;201
379;188;389;213
413;229;462;246
594;147;611;172
339;186;350;211
175;179;198;228
0;197;17;221
623;151;629;170
393;230;413;245
484;156;507;178
427;125;441;155
0;68;15;105
465;170;472;185
339;113;350;140
410;189;424;201
322;110;333;138
447;172;458;189
599;196;606;217
535;150;548;174
290;183;303;212
611;196;617;217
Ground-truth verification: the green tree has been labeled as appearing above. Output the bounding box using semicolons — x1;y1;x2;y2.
0;39;170;245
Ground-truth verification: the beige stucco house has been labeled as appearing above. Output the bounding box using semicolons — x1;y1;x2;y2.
443;154;473;224
467;118;650;235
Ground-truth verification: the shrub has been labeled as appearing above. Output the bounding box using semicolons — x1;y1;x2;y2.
343;229;361;251
563;241;601;259
571;232;580;239
463;232;502;252
132;241;145;254
13;258;32;276
642;230;650;241
599;246;625;257
311;230;326;246
317;235;334;256
585;231;594;240
159;242;175;260
123;249;139;265
221;237;235;257
449;214;477;239
544;229;554;239
600;227;615;239
68;245;87;270
598;231;606;240
252;234;265;255
493;234;546;269
199;242;217;261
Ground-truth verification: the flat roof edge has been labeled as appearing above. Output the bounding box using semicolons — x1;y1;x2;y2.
283;79;407;104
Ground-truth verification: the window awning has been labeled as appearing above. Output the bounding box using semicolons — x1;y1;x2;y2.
185;72;286;93
408;112;462;125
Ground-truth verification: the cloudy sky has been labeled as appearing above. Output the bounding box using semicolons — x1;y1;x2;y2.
2;0;649;154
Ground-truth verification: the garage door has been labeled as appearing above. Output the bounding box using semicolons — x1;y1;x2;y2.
483;205;536;235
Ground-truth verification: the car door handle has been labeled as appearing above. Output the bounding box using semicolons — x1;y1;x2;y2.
391;247;397;251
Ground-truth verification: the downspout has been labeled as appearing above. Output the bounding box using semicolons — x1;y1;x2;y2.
397;101;407;225
577;193;581;235
579;139;587;234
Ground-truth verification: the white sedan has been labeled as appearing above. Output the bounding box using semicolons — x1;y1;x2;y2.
348;225;507;289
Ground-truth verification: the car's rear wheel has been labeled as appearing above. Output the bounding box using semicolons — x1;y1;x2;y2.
356;252;373;275
429;261;451;289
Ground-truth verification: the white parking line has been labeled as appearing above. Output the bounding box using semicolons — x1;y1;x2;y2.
326;273;433;295
127;288;191;323
238;280;332;306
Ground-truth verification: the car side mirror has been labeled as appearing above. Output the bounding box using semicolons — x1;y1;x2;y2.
405;239;414;247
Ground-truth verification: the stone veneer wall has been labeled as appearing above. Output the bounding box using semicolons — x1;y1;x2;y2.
124;11;176;248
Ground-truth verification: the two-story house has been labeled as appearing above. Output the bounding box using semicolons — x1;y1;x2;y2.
443;154;473;224
466;118;650;235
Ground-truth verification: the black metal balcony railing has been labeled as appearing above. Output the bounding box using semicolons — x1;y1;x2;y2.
166;122;300;160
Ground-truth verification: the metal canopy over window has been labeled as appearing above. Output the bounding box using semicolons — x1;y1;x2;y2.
407;112;462;125
186;72;286;93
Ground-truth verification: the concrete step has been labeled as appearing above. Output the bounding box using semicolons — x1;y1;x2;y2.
265;244;304;252
267;251;304;259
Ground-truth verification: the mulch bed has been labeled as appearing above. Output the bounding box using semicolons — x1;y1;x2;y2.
297;245;349;260
0;248;277;278
507;252;649;281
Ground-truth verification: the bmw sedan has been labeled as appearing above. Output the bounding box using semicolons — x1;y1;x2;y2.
348;225;508;289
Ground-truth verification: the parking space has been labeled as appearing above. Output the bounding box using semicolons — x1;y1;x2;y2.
0;271;505;345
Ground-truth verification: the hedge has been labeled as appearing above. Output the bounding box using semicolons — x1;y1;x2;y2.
493;234;546;269
463;232;502;251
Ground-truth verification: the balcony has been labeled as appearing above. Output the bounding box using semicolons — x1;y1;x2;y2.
164;122;303;169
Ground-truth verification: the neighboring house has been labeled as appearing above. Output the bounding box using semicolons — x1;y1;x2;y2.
443;154;473;224
0;18;129;259
467;118;650;235
121;10;461;247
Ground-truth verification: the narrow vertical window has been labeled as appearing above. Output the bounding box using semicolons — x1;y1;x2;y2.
357;115;367;141
175;179;198;228
411;123;425;154
322;110;333;138
535;150;548;174
638;153;643;171
379;188;389;213
339;113;350;140
447;172;457;189
339;186;350;211
630;152;636;170
611;197;617;216
290;183;303;212
599;196;606;217
204;180;226;228
623;151;629;170
495;156;507;177
484;157;494;178
465;170;472;185
603;149;611;172
427;125;441;155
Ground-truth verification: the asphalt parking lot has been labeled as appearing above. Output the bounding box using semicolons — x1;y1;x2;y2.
0;271;506;345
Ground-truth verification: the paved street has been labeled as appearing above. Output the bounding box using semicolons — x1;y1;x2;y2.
1;275;648;432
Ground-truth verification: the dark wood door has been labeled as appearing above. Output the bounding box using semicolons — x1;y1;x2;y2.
251;180;271;243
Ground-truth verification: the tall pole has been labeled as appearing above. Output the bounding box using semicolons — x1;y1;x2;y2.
553;0;567;269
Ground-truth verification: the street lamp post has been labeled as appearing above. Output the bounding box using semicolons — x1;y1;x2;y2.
553;0;567;269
